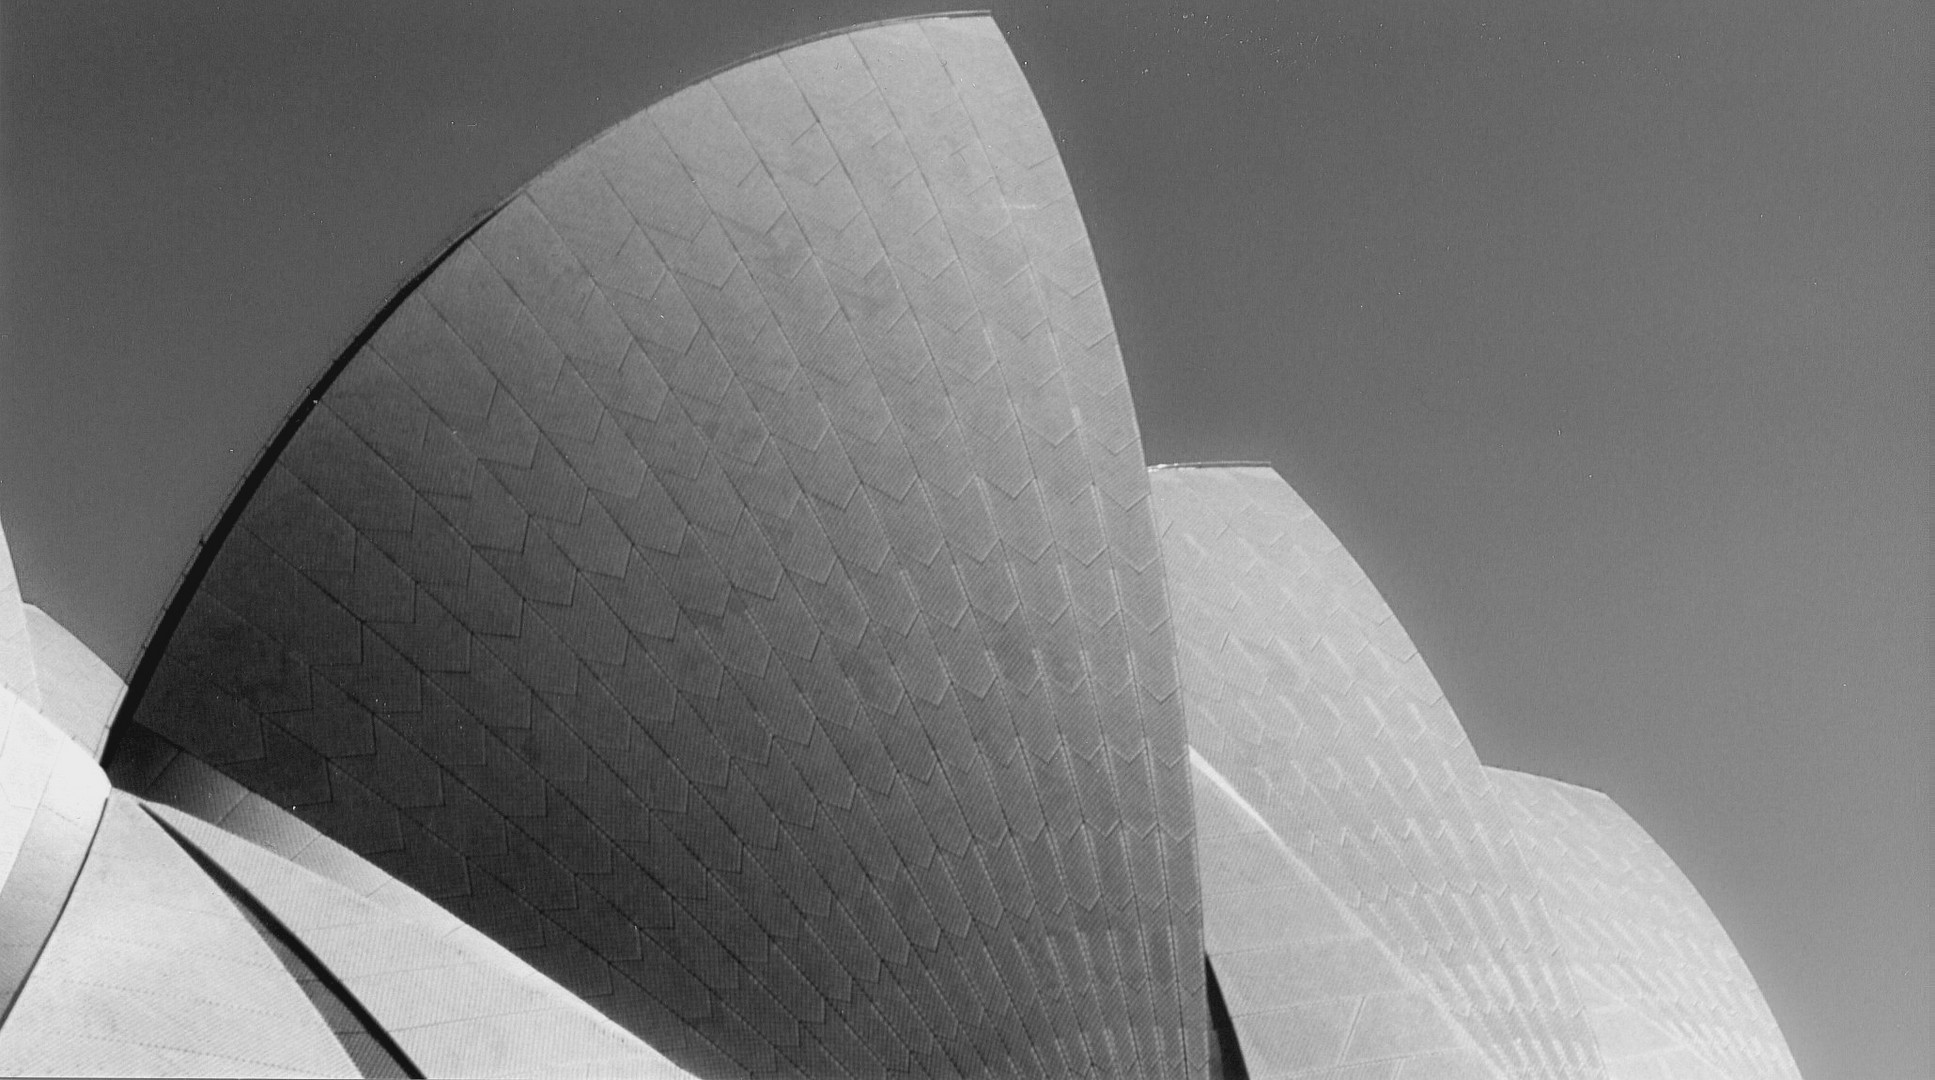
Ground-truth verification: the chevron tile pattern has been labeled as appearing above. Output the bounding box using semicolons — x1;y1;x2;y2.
1488;769;1804;1080
1150;464;1603;1079
124;15;1202;1077
1192;750;1501;1080
0;793;355;1078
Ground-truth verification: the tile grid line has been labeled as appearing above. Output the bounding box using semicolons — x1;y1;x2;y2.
454;63;1082;1068
837;31;1149;1073
549;106;1023;1069
697;51;1122;1074
685;40;1117;1070
0;755;108;1033
177;359;852;1074
121;18;1198;1077
147;566;754;1068
1155;468;1602;1078
652;77;1061;1074
793;40;1136;1060
330;302;887;1075
146;805;421;1079
918;21;1201;1074
440;205;914;1070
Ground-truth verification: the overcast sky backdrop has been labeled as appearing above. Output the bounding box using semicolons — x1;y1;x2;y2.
1;2;1926;1077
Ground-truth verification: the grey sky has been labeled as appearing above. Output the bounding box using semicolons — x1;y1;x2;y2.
1;2;1925;1077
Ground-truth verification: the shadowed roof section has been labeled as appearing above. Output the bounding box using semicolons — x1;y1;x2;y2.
152;803;698;1079
118;14;1204;1077
1150;464;1604;1078
113;728;695;1078
1489;768;1805;1080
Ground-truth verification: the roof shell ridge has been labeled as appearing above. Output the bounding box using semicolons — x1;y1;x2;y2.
1148;460;1276;471
1485;764;1615;802
0;518;44;711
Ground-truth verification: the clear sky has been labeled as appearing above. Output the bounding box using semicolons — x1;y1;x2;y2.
1;2;1925;1076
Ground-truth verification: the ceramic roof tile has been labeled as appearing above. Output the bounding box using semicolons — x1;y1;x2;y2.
1489;768;1804;1080
1190;752;1502;1080
1157;465;1599;1079
118;15;1198;1076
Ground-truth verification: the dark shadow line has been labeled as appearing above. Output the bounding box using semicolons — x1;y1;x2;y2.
98;207;488;773
144;808;424;1079
1204;955;1251;1080
0;790;109;1031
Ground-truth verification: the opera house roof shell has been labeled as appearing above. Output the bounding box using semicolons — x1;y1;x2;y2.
0;14;1801;1079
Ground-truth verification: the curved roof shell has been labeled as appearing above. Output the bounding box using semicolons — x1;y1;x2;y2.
151;801;697;1079
1149;464;1603;1078
0;520;122;760
0;526;42;714
1190;748;1500;1079
105;725;698;1078
0;698;108;1027
0;522;123;1027
1490;768;1804;1080
118;14;1204;1077
0;793;355;1078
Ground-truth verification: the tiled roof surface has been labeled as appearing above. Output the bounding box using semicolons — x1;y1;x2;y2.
0;525;125;1022
1192;749;1501;1080
21;605;123;760
115;728;694;1076
1151;464;1603;1079
1488;769;1804;1080
0;689;108;1023
154;802;699;1079
199;863;417;1080
0;525;43;712
0;793;354;1078
0;525;119;1019
0;694;48;905
123;15;1202;1077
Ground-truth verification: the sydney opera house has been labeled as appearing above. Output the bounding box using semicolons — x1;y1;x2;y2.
0;14;1803;1079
